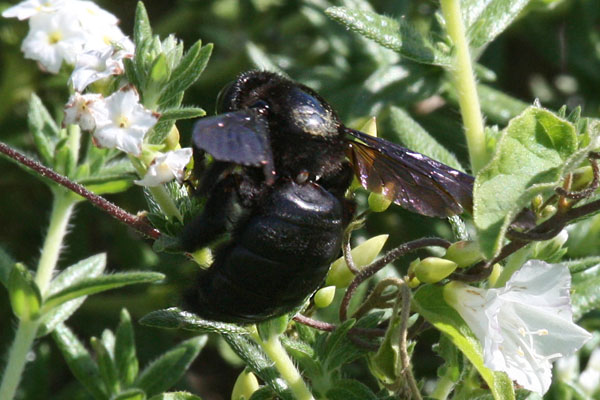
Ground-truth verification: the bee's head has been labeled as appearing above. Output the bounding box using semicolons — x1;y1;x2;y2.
218;71;342;139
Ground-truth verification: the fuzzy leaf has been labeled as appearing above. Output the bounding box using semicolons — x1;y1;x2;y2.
326;7;450;66
223;333;294;400
133;1;152;46
53;324;107;400
42;272;164;311
28;94;60;166
139;307;249;335
474;106;586;258
115;309;139;386
571;262;600;320
326;379;379;400
135;336;207;396
462;0;532;47
91;336;119;394
159;107;206;121
38;254;107;337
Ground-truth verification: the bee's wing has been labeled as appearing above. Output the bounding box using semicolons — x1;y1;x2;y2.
192;109;275;183
345;128;474;217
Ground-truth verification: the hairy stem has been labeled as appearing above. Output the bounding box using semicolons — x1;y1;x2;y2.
440;0;487;173
251;330;314;400
0;142;160;240
0;192;76;400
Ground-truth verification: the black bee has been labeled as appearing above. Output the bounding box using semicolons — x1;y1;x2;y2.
182;71;473;323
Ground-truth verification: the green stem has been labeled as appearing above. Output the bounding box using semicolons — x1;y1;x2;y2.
440;0;487;173
431;375;455;400
0;192;76;400
251;331;314;400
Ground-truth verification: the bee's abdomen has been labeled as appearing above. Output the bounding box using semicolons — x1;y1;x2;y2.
194;181;345;323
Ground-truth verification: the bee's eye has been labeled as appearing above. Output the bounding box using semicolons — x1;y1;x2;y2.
250;99;269;113
216;81;235;113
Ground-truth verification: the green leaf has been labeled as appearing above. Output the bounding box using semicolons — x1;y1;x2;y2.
38;253;106;337
139;307;249;335
8;262;42;321
571;262;600;319
115;309;139;387
280;336;321;377
325;7;450;66
326;379;379;400
133;1;152;47
388;106;465;171
52;324;107;400
463;0;532;47
223;333;294;400
476;84;529;125
320;319;357;370
158;42;213;108
474;106;582;258
78;158;136;185
91;336;120;394
149;392;203;400
159;107;206;121
124;57;142;89
28;93;60;166
135;336;207;396
149;53;171;85
0;245;16;289
113;389;146;400
413;285;515;400
42;271;164;311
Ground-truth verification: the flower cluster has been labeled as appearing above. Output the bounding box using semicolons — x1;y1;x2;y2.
444;260;591;395
4;0;192;186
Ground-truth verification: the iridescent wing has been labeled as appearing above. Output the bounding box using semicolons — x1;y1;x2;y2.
192;109;275;183
346;128;474;217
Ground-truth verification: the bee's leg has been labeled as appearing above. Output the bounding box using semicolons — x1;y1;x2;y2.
180;174;252;252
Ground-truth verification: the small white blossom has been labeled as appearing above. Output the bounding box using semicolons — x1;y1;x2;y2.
134;148;193;187
21;9;88;73
89;89;157;156
8;0;128;73
64;92;103;131
69;39;133;91
1;0;68;20
444;260;591;395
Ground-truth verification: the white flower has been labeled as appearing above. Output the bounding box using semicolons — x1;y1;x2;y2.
88;89;157;156
444;260;592;395
21;9;88;73
69;39;133;91
64;92;103;131
134;148;193;187
9;0;128;73
2;0;69;20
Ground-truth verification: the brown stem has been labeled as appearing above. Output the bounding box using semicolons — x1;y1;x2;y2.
0;142;161;240
339;237;450;322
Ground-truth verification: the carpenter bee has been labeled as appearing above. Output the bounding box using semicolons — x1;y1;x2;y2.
182;71;474;323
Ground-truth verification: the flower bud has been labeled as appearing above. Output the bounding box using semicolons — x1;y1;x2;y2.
326;234;388;288
9;263;41;321
359;116;378;137
314;286;336;308
487;263;503;288
413;257;457;284
231;370;259;400
540;205;557;219
190;247;212;269
368;192;392;212
164;125;181;151
444;241;482;268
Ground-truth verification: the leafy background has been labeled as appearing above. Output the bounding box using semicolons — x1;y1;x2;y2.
1;0;600;398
